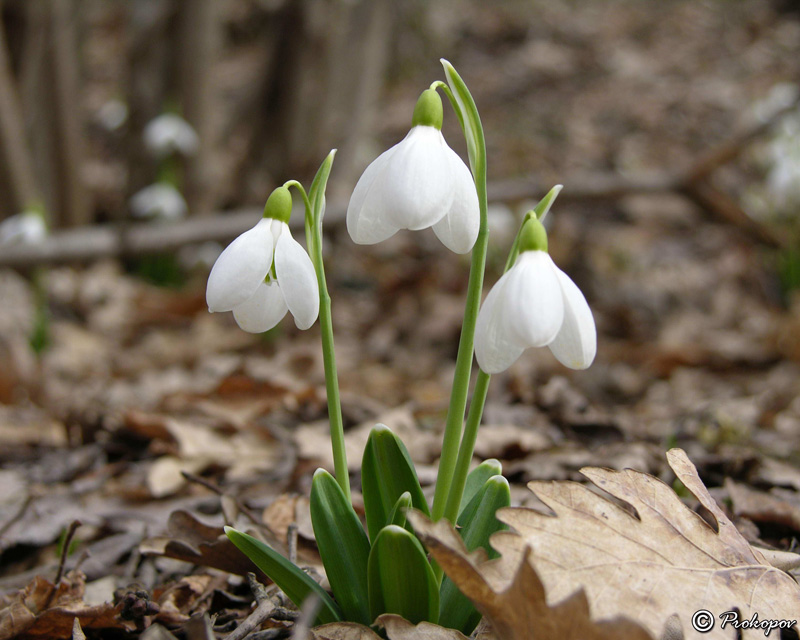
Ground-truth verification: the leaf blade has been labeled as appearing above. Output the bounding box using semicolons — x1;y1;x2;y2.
224;527;342;625
310;469;372;625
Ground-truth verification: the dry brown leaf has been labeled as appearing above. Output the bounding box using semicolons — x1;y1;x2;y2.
310;622;382;639
725;477;800;533
377;614;472;639
490;448;800;639
310;616;477;640
0;571;130;640
140;510;270;580
409;513;653;640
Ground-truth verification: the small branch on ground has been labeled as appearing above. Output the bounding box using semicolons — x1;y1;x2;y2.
224;575;278;640
180;470;265;531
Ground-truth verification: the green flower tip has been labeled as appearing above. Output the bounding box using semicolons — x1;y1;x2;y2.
412;89;443;130
313;468;330;480
519;217;548;253
263;186;292;223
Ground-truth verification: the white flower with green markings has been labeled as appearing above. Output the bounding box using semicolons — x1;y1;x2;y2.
206;187;319;333
347;89;479;254
475;218;596;373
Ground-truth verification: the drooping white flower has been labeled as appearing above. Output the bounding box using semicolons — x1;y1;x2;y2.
347;89;479;253
475;218;596;374
144;113;199;158
206;187;319;333
130;183;188;220
0;211;47;246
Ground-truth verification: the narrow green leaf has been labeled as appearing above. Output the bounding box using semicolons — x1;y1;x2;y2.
531;184;563;222
386;491;412;530
439;475;510;634
361;424;430;542
309;149;336;230
310;469;371;625
224;527;342;625
368;525;439;625
458;459;502;517
441;59;481;175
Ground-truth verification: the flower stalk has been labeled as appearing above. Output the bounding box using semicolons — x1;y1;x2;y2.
430;62;489;523
287;152;351;502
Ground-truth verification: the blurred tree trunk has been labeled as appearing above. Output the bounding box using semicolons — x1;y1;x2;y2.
124;0;174;204
49;0;90;227
14;0;90;229
176;0;219;216
0;9;38;216
237;0;393;197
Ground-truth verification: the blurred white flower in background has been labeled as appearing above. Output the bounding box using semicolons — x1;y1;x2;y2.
144;114;199;158
96;99;129;132
129;183;188;221
0;211;47;246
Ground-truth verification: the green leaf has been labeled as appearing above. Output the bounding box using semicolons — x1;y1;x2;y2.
458;459;502;517
438;475;510;634
368;525;439;625
310;469;372;625
361;424;430;542
386;491;413;530
441;59;482;175
309;149;336;230
224;527;342;625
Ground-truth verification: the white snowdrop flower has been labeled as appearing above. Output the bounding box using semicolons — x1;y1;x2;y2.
130;183;188;220
96;99;128;132
475;218;596;374
347;89;479;253
0;211;47;245
144;113;199;158
206;187;319;333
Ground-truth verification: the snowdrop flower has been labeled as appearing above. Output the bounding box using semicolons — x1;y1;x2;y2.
130;183;188;220
347;89;479;253
0;211;47;245
144;114;199;158
206;187;319;333
475;218;596;374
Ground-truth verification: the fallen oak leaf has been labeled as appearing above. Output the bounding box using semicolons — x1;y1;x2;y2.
377;614;473;639
408;512;654;640
491;448;800;639
310;622;382;639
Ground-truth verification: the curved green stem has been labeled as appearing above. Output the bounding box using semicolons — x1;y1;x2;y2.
286;176;351;502
430;64;489;523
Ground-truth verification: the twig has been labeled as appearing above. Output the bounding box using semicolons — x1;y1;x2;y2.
54;520;81;585
41;519;82;610
224;575;277;640
289;594;320;640
0;495;33;540
287;523;298;566
180;470;264;530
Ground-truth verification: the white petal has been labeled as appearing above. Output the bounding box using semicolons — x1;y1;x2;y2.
432;145;479;253
274;225;319;330
475;271;525;374
361;126;453;232
502;252;564;349
232;281;288;333
206;219;273;312
548;267;597;369
347;145;401;244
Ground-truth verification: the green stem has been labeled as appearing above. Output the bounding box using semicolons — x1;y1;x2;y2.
286;179;351;502
430;71;489;523
443;370;490;523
